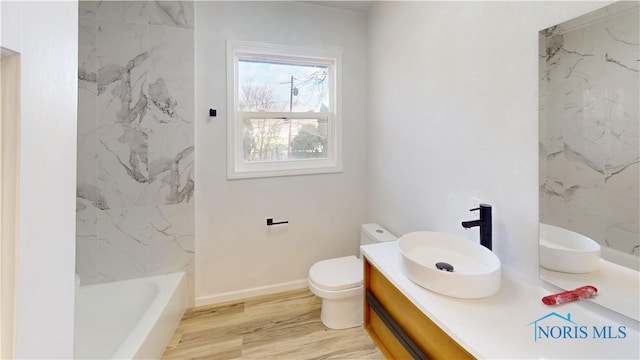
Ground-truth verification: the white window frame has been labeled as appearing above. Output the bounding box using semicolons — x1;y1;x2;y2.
226;40;342;179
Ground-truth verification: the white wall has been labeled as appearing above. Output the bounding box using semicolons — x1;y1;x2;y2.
1;1;77;358
194;2;367;304
367;1;613;280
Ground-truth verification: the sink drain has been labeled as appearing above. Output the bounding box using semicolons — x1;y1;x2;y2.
435;262;454;272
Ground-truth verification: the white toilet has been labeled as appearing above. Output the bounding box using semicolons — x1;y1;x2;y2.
307;223;396;329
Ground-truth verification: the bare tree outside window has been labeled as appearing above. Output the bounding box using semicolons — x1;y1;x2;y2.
238;59;330;162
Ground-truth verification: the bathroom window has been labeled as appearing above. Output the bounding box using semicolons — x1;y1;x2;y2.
226;40;342;179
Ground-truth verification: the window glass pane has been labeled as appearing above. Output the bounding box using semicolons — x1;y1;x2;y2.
238;59;329;112
242;118;328;161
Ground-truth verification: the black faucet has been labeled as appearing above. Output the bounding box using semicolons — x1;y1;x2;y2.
461;204;492;251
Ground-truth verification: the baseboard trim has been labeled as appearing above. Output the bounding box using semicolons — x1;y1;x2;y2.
195;279;309;307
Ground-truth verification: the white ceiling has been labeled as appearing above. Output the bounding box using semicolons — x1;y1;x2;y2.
303;1;373;13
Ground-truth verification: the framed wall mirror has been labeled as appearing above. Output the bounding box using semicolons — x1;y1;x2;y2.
538;1;639;320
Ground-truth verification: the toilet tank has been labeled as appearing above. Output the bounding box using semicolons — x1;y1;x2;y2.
360;223;397;246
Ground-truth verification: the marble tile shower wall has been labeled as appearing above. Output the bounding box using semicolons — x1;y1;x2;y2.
76;1;194;284
540;7;639;257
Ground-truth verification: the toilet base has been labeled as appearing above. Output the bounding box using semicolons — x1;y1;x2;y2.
319;293;363;329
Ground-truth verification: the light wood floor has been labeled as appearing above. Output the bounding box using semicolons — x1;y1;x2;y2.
162;288;384;359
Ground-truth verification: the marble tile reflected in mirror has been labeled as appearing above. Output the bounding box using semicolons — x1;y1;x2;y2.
538;1;639;320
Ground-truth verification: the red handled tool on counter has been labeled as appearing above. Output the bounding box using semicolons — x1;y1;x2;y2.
542;285;598;305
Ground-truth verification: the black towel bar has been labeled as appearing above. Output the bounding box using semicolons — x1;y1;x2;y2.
266;218;288;226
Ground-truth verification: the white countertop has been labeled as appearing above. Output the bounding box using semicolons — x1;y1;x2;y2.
361;241;640;359
541;259;640;321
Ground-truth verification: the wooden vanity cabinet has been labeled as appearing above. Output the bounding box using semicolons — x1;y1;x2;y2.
363;257;475;360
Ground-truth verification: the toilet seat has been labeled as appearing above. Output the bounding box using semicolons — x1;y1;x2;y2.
308;255;362;291
307;278;362;300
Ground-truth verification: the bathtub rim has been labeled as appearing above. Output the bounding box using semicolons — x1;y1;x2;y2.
75;272;187;360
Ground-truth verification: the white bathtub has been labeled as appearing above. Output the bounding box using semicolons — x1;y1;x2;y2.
74;272;187;359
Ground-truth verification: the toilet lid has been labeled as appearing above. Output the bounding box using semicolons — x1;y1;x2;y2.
308;255;362;291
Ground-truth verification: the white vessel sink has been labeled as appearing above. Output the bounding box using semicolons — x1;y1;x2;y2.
398;231;501;299
539;223;601;274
